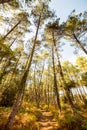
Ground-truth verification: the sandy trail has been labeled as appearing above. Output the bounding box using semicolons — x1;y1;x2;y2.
39;111;59;130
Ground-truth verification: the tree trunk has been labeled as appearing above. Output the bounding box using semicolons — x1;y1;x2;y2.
0;0;11;4
47;84;50;108
52;44;61;114
33;63;39;108
52;31;76;114
4;88;23;130
38;60;45;107
1;20;22;41
9;37;17;48
73;33;87;55
0;59;11;83
4;10;42;130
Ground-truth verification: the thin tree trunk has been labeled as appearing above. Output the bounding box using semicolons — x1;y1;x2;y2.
9;37;17;48
47;84;50;108
33;63;39;108
38;60;45;107
52;43;61;114
2;53;21;88
73;33;87;55
1;20;22;41
47;67;50;108
0;59;11;83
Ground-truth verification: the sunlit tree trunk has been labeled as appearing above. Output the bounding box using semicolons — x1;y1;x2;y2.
38;61;45;107
4;11;42;130
73;33;87;55
52;31;76;114
46;68;50;108
33;63;39;108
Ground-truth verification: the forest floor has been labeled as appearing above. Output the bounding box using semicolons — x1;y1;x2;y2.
0;103;87;130
38;110;59;130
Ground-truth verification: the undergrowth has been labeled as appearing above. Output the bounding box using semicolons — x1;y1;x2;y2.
0;102;41;130
50;104;87;130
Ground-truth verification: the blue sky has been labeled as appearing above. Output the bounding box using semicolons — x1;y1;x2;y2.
49;0;87;63
50;0;87;23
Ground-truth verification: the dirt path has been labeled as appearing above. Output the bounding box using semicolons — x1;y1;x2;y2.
39;111;59;130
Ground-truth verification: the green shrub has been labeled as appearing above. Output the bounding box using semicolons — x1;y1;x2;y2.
0;86;17;107
57;114;87;130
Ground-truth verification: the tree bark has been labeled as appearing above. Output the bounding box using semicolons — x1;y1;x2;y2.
4;10;42;130
2;20;22;41
52;43;61;114
52;31;76;114
0;0;11;4
73;33;87;55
